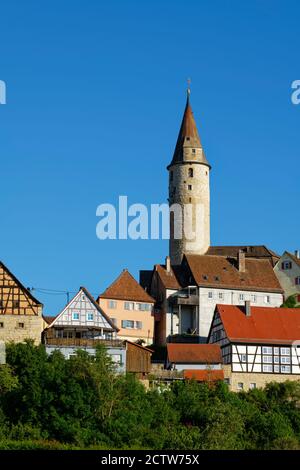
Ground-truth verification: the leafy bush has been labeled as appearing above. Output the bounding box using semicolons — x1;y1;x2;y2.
0;342;300;449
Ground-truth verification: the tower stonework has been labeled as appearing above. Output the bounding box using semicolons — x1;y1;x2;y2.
168;91;211;265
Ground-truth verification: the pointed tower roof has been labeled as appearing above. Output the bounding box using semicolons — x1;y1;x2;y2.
168;90;210;168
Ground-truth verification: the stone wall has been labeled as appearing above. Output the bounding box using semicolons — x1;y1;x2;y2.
0;314;43;345
223;364;300;392
169;160;210;265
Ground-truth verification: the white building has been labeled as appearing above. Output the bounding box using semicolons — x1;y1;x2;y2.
274;250;300;305
141;247;283;344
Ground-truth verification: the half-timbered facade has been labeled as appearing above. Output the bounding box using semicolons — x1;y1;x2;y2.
0;261;43;344
208;303;300;391
44;286;118;342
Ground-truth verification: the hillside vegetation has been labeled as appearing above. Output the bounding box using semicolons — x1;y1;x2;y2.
0;341;300;450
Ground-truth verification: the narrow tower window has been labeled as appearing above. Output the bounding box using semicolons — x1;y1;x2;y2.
170;171;173;181
188;185;192;190
192;149;196;154
188;168;193;178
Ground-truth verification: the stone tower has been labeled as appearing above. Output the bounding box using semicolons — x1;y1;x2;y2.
168;89;211;265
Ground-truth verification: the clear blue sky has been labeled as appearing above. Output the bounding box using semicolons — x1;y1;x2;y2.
0;0;299;314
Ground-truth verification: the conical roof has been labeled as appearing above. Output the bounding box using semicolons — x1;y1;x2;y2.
168;91;210;168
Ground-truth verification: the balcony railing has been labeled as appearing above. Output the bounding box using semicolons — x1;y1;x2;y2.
44;337;124;348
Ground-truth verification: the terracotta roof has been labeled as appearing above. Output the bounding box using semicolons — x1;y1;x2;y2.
216;304;300;345
206;245;279;259
184;369;224;382
99;269;154;303
168;92;210;168
155;264;181;290
185;255;283;293
167;343;222;364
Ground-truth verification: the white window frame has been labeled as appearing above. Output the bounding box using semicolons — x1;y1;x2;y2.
108;300;117;309
280;347;290;356
262;347;272;355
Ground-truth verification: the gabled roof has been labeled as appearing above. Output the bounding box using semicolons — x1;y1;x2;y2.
167;343;222;364
216;304;300;345
285;251;300;269
206;245;279;261
47;287;118;331
98;269;154;303
43;315;57;325
184;254;283;293
154;264;182;290
184;369;224;382
0;261;42;306
168;92;210;168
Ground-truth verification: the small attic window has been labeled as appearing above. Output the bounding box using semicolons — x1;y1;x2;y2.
203;275;208;280
214;276;220;281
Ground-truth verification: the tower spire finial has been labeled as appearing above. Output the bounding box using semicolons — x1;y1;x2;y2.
187;77;191;99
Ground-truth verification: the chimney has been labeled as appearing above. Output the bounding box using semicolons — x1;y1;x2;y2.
245;300;251;317
165;256;171;273
295;250;300;259
237;249;246;272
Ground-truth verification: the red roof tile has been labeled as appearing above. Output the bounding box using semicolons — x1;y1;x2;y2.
216;304;300;345
184;369;224;382
185;255;283;292
155;264;181;290
167;343;222;364
99;269;155;303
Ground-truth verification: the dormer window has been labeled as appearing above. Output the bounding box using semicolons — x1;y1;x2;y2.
188;168;193;178
282;261;292;270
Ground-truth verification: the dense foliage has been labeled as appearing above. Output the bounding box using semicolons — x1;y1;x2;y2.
0;341;300;450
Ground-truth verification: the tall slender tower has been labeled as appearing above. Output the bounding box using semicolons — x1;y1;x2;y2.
168;89;211;265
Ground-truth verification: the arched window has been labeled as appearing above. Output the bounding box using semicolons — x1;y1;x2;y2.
188;168;193;178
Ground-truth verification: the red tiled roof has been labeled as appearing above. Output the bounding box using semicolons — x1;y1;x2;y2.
206;245;279;259
99;269;154;303
216;304;300;345
155;264;181;290
185;255;283;292
167;343;222;364
184;369;224;382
